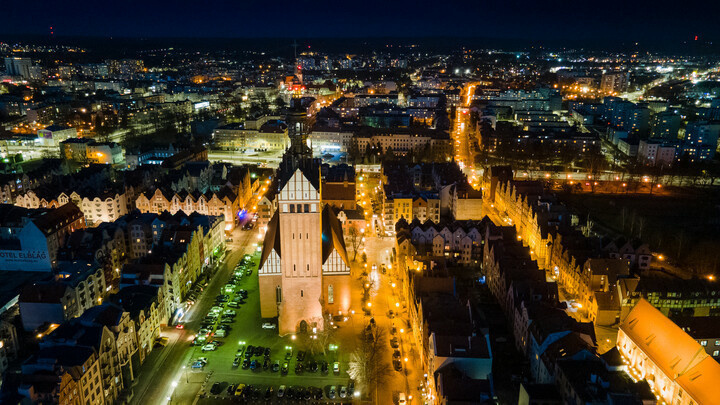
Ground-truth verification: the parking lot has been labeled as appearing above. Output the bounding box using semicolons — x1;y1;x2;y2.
183;252;357;404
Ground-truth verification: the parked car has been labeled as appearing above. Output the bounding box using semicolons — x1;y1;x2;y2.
272;360;280;372
262;322;276;329
340;385;347;398
250;359;258;371
393;359;403;371
297;350;306;361
191;361;205;369
328;385;337;399
333;361;340;374
201;344;217;352
281;361;289;375
277;385;286;398
234;383;246;397
398;392;407;405
210;382;223;395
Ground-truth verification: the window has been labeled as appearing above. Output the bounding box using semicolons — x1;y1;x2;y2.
702;340;708;346
713;350;719;357
290;204;295;213
304;204;309;213
276;286;282;303
328;285;334;304
300;290;303;297
306;264;309;272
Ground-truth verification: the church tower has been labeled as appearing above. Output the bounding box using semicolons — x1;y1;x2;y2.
258;100;351;335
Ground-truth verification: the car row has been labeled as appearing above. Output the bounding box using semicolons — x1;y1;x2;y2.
206;382;355;401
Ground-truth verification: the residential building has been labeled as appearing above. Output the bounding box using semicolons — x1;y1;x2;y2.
19;346;105;404
19;261;107;331
637;139;677;167
0;203;86;270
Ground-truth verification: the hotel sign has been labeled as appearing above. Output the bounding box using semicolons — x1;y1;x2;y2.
0;249;51;271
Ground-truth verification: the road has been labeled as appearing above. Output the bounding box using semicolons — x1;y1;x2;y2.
129;226;258;405
453;83;482;188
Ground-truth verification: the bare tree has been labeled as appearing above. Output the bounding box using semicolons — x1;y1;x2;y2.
347;227;365;262
636;216;646;239
347;326;392;399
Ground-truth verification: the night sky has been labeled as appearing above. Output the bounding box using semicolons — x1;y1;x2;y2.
1;0;718;43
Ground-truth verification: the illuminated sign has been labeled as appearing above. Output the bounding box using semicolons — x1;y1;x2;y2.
0;249;51;271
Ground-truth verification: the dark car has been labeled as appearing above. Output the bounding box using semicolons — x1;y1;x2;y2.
393;359;403;371
294;362;304;374
250;359;258;371
265;386;274;399
390;337;400;348
263;358;270;370
348;381;355;396
308;360;318;372
296;350;305;361
310;386;324;400
321;360;329;374
254;346;264;356
245;345;254;358
264;347;271;357
242;359;250;369
210;382;223;395
227;384;236;395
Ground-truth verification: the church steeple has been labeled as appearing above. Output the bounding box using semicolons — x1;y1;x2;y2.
277;97;320;193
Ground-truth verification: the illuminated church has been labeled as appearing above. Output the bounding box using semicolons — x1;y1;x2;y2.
258;99;352;335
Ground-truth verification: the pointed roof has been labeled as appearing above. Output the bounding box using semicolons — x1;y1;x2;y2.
258;212;281;270
321;205;349;265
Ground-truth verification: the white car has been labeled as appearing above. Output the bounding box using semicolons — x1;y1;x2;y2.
262;323;276;329
277;385;286;398
398;392;407;405
339;385;347;398
201;344;217;352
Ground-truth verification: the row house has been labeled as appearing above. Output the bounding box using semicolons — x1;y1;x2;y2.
119;263;177;322
383;192;441;235
109;285;165;364
135;186;239;231
19;346;105;405
19;261;107;331
417;293;494;404
15;187;129;226
397;218;489;266
602;237;652;271
119;213;225;323
483;167;651;324
59;223;128;291
40;304;138;403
